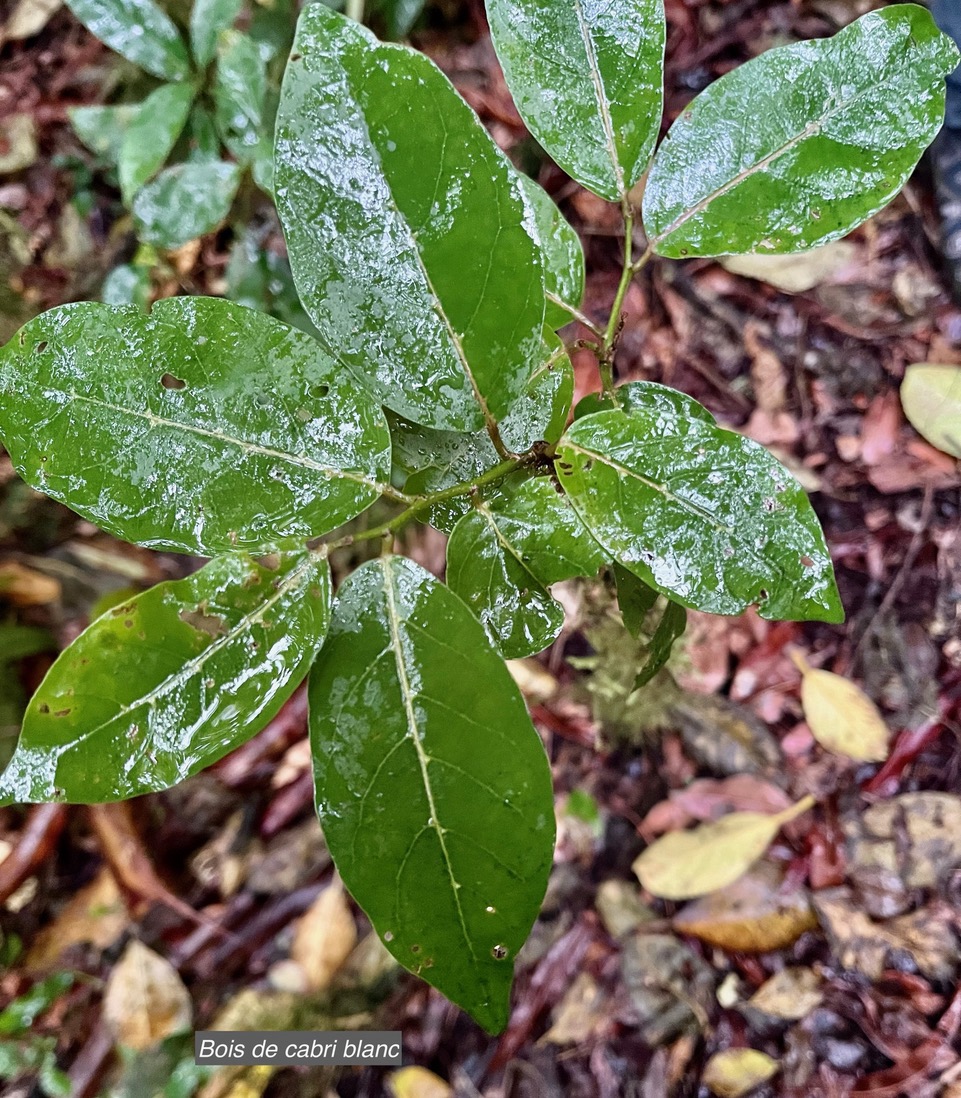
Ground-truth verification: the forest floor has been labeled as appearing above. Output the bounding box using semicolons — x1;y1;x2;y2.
1;0;960;1095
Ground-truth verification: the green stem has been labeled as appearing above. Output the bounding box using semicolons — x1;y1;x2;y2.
322;455;527;554
598;203;636;398
546;292;604;338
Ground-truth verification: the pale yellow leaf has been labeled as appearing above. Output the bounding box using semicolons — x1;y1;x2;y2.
290;877;357;992
387;1066;452;1098
792;653;889;762
720;241;855;293
703;1048;779;1098
748;967;822;1020
632;798;814;900
901;363;961;459
103;940;192;1050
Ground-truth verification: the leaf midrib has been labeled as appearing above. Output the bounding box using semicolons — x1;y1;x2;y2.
381;556;476;960
573;0;625;197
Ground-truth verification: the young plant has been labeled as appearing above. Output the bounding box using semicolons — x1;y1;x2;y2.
0;1;955;1032
67;0;292;251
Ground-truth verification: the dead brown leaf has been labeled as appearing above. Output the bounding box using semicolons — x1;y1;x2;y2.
103;940;192;1050
290;877;357;992
747;967;823;1021
0;561;60;607
26;867;128;971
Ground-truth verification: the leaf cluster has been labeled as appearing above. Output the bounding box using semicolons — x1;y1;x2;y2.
0;0;957;1030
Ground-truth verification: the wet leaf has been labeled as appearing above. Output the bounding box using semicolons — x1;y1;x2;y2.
308;556;554;1033
0;298;390;554
633;797;814;900
556;407;843;622
69;104;140;166
574;380;717;424
488;0;664;201
0;552;330;803
275;4;544;432
214;31;269;164
792;653;889;762
703;1049;778;1098
64;0;191;81
517;175;584;329
747;967;823;1020
446;477;604;658
190;0;243;66
671;863;818;951
612;562;657;638
391;333;573;531
290;878;357;992
118;82;196;203
644;6;959;257
901;363;961;459
132;160;241;249
104;941;192;1051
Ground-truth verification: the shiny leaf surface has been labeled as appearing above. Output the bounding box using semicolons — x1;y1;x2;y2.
613;562;657;638
447;503;564;659
118;82;195;203
556;408;842;621
132;160;241;250
644;6;960;257
65;0;191;80
518;175;584;330
487;0;665;200
190;0;243;66
275;4;544;431
0;298;391;554
308;556;554;1032
0;552;330;803
574;380;717;423
447;477;604;657
392;333;573;531
214;31;269;164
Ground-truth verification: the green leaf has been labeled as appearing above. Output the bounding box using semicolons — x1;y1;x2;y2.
372;0;425;39
574;380;717;423
517;175;584;330
612;561;656;638
634;597;686;688
556;408;843;622
226;228;318;336
132;160;241;249
101;263;151;309
0;298;391;555
447;476;604;657
447;503;564;659
190;0;243;66
118;83;196;204
392;333;573;531
69;104;141;167
64;0;191;81
0;552;330;803
214;31;269;163
275;4;545;432
184;105;222;163
643;5;960;258
308;556;554;1033
487;0;665;201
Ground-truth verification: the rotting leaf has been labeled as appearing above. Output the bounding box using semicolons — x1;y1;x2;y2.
620;932;715;1045
746;966;823;1021
792;652;889;762
633;796;815;900
703;1048;779;1098
671;862;818;952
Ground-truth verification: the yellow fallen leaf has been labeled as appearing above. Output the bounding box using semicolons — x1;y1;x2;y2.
0;561;60;607
901;363;961;459
103;940;192;1050
720;241;856;294
703;1048;779;1098
387;1066;452;1098
633;797;814;900
672;863;817;952
290;877;357;992
792;653;889;762
748;967;822;1020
